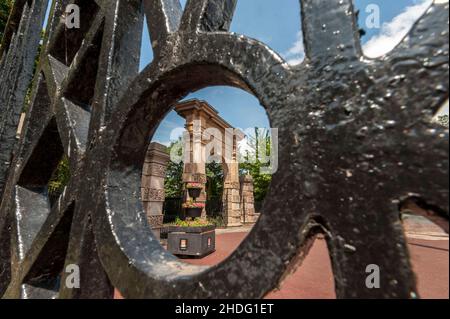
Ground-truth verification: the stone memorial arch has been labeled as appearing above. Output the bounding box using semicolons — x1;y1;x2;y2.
175;99;245;227
141;99;257;230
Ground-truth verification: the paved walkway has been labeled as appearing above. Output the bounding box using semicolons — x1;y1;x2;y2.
184;232;448;299
115;216;448;299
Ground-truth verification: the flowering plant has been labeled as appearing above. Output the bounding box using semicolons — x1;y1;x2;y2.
186;182;203;189
182;200;206;209
172;218;213;227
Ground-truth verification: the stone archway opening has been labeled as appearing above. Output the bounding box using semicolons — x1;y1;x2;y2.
175;99;247;227
139;80;275;267
142;98;265;239
205;161;224;223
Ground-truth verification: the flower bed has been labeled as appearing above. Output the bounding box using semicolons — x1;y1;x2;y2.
182;201;206;209
171;217;213;228
186;182;203;189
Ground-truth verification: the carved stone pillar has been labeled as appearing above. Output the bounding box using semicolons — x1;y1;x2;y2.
174;99;246;223
223;160;242;227
141;143;170;240
182;117;207;218
183;127;206;218
240;175;259;224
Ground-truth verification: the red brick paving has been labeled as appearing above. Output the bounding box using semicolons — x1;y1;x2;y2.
184;233;449;299
182;233;335;299
407;238;449;299
265;238;335;299
115;232;448;299
181;232;249;267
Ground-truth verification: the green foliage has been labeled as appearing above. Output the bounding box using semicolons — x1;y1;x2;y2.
239;128;273;203
48;156;70;196
0;0;13;41
207;215;226;228
164;140;184;198
171;217;213;227
240;162;272;202
163;127;273;208
164;141;227;201
206;162;223;200
166;216;225;228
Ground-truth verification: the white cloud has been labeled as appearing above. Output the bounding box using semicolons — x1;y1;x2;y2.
363;0;433;58
153;140;171;147
283;31;305;65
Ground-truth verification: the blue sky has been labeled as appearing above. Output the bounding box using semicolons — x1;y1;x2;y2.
147;0;446;145
44;1;447;145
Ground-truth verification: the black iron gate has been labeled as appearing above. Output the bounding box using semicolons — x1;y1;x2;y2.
0;0;448;299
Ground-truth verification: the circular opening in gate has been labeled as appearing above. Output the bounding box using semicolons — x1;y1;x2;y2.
105;63;288;299
142;86;273;265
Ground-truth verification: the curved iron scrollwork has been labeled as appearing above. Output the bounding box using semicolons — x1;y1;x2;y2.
0;0;448;299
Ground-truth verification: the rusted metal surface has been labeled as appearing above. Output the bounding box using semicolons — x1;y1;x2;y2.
0;0;448;299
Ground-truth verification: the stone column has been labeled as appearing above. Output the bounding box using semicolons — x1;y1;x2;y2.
223;161;242;227
222;130;243;227
141;142;170;240
240;174;259;224
182;114;207;218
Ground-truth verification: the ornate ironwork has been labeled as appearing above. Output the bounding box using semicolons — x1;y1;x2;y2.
0;0;50;197
0;0;448;299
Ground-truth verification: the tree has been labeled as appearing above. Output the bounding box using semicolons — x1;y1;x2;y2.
0;0;13;41
206;162;223;200
239;127;273;203
164;140;184;198
164;127;275;204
